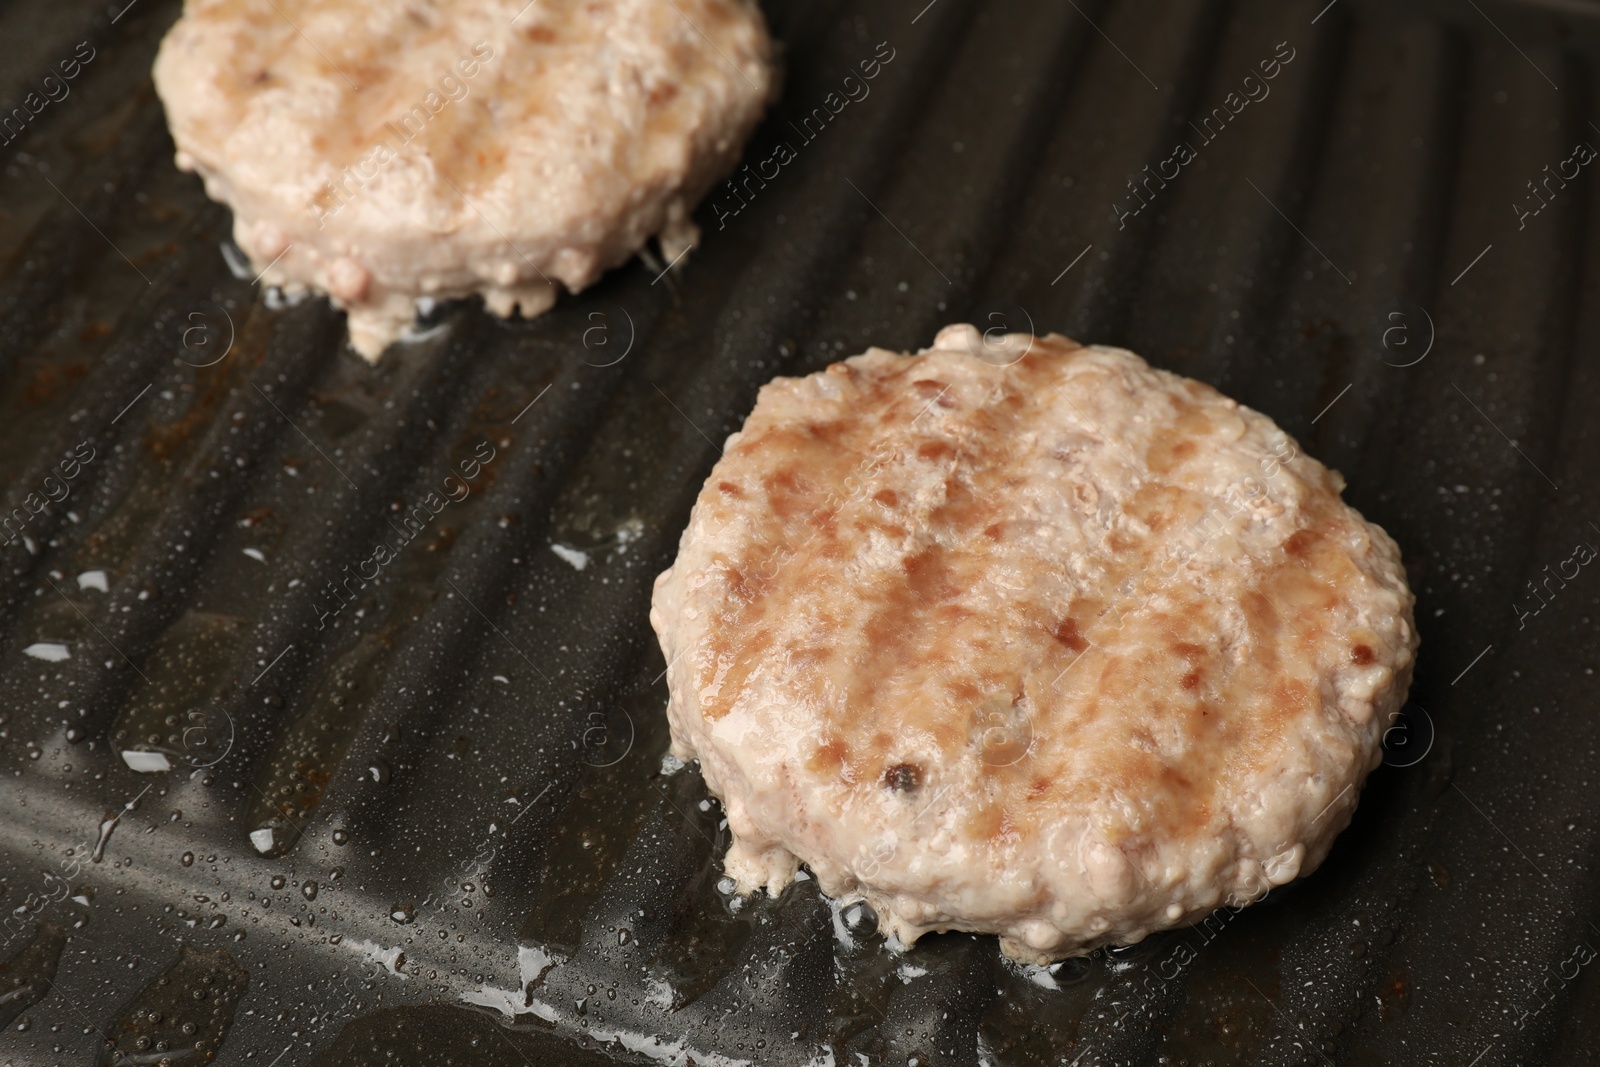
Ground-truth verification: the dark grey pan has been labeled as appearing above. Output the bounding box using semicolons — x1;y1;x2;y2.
0;0;1594;1063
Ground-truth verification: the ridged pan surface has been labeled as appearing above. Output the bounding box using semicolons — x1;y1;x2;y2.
0;0;1597;1063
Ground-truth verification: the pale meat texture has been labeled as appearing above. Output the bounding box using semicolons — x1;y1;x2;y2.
153;0;774;359
651;324;1418;963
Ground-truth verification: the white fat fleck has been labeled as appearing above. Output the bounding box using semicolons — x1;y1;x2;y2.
550;543;589;571
242;547;266;562
248;827;277;854
518;944;562;988
342;938;409;979
23;642;69;662
803;1047;837;1067
121;750;172;773
263;286;309;310
615;517;645;546
398;319;451;344
1018;962;1058;990
643;975;676;1009
461;985;524;1016
896;962;928;983
829;898;860;952
219;241;254;280
76;570;109;592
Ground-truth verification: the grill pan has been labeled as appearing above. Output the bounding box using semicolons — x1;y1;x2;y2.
1;0;1599;1063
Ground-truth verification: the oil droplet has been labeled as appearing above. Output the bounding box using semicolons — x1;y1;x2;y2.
91;807;128;864
1049;956;1094;984
390;903;415;925
841;901;878;938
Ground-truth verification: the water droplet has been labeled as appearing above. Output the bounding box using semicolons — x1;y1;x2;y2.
1048;956;1094;984
181;852;194;868
331;830;349;846
302;882;317;901
617;928;631;946
269;875;285;891
90;806;129;864
841;901;878;938
390;903;415;925
1104;938;1158;962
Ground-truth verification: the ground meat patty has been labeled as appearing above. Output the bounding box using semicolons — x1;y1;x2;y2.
650;324;1418;963
153;0;774;360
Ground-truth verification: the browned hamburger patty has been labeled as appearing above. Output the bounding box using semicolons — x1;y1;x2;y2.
651;324;1418;962
154;0;775;359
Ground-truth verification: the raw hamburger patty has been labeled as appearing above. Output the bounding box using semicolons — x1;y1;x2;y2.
650;324;1418;963
153;0;774;360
